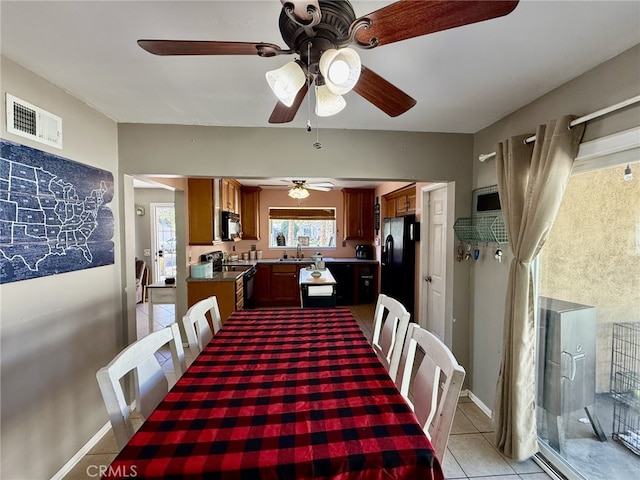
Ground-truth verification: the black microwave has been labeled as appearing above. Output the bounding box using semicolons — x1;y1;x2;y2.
221;211;242;241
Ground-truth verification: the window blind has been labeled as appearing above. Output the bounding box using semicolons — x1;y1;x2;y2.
269;207;336;220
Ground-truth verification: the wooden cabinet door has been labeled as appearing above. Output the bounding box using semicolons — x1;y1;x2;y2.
383;185;416;218
271;264;300;305
221;179;242;213
240;186;261;240
230;180;240;214
343;189;374;240
188;281;235;324
360;190;374;238
188;178;215;245
254;264;271;306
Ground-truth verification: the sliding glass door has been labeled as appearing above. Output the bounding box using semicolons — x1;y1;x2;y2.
535;161;639;479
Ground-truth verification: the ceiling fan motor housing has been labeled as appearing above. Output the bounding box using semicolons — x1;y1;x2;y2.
279;0;356;74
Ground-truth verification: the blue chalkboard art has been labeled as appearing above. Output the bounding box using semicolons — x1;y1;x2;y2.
0;139;115;284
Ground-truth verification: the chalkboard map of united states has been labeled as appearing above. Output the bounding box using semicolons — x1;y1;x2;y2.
1;139;114;284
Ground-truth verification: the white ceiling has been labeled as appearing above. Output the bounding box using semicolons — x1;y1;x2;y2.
2;1;639;189
2;1;639;134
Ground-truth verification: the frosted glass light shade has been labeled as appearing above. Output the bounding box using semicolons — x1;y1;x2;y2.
319;48;361;95
315;85;346;117
265;61;306;107
288;186;310;199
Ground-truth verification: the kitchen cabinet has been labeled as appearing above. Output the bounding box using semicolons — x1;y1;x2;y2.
240;186;261;240
187;277;243;325
254;262;312;307
254;264;272;305
343;188;374;241
253;261;377;308
271;264;303;305
221;179;242;214
385;185;416;217
188;178;218;245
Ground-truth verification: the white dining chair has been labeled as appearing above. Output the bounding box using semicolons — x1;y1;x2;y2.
371;293;411;382
397;323;466;462
96;323;186;450
181;296;220;353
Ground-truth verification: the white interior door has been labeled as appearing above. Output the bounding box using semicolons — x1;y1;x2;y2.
421;186;448;342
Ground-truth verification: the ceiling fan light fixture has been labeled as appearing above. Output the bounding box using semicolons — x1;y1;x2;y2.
319;47;361;95
315;85;346;117
265;61;306;107
288;185;310;199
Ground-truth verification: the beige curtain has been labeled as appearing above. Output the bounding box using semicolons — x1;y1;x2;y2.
492;116;585;461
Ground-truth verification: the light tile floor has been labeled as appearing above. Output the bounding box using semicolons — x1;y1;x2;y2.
64;303;552;479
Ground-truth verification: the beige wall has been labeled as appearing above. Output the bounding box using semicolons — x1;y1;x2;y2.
471;45;640;409
539;162;640;392
0;57;121;478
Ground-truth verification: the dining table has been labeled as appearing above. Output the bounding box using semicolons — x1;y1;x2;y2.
104;307;444;479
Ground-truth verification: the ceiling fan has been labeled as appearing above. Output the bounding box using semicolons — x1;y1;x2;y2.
285;179;333;198
288;179;333;191
138;0;519;123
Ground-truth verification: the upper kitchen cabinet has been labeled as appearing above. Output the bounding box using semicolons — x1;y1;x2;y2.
188;178;219;245
221;179;242;214
343;188;374;241
240;186;261;241
385;184;416;217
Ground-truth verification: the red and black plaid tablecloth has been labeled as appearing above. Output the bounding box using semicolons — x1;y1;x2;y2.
105;308;444;480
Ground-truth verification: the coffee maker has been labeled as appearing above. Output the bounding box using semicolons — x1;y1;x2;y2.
355;245;373;260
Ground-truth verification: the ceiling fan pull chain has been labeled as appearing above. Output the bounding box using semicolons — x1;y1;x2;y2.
313;93;322;150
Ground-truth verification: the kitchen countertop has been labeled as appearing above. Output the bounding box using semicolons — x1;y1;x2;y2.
187;270;246;282
249;257;378;265
188;258;378;282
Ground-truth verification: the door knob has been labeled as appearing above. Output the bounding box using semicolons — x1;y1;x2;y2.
425;276;432;283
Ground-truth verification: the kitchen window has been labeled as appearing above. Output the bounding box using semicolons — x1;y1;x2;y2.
268;207;336;249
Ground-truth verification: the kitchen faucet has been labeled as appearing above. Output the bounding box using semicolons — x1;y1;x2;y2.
296;244;302;258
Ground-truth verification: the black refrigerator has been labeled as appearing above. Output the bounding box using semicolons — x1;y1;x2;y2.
381;215;416;318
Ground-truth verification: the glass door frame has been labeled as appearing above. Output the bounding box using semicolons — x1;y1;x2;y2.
150;202;176;283
532;127;640;480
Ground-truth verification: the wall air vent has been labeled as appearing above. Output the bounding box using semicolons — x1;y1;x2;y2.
6;93;62;149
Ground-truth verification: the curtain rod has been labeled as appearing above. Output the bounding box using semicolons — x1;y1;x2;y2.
478;95;640;162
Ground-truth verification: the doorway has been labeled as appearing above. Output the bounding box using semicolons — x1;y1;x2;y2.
150;202;176;283
420;182;455;348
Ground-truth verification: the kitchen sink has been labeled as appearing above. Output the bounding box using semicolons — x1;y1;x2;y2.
278;258;311;262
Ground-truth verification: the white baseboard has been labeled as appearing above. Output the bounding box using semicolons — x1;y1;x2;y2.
463;389;493;418
50;422;111;480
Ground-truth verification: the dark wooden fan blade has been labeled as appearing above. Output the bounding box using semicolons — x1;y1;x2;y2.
280;0;320;22
268;84;309;124
137;40;289;57
352;66;416;117
354;0;519;47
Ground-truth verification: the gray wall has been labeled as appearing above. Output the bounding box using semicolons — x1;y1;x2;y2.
0;57;121;478
470;45;640;409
